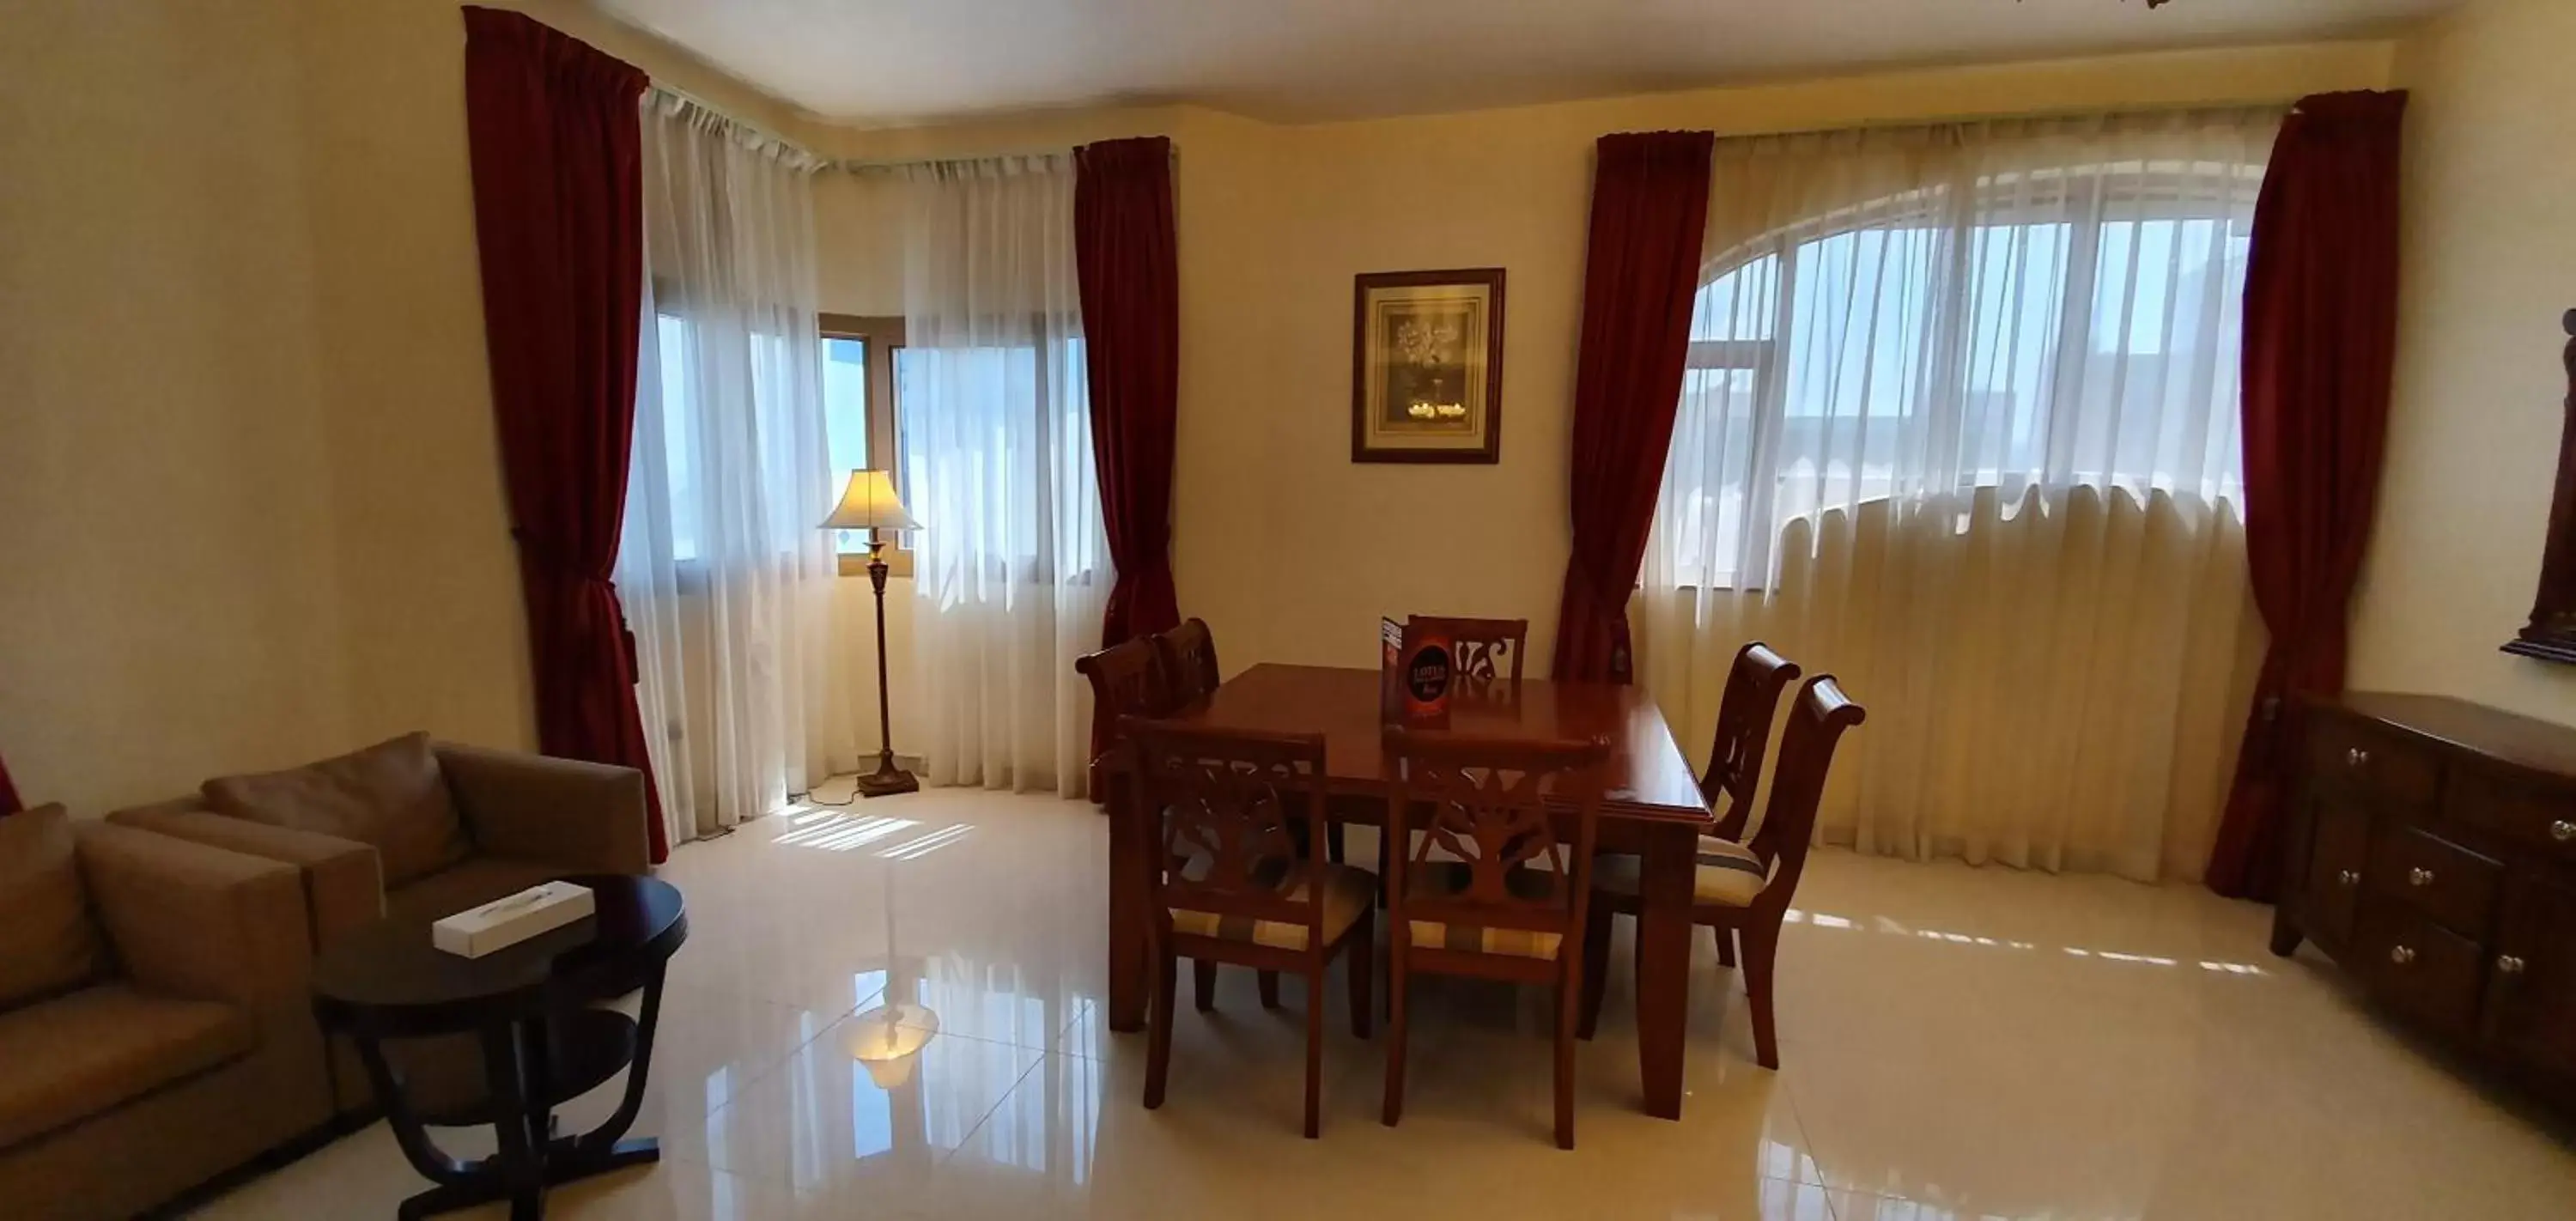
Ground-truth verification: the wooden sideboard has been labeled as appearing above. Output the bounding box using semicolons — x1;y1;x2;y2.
2272;692;2576;1108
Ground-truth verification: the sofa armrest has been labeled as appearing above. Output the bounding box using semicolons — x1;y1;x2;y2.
74;823;312;1010
435;743;652;875
107;804;385;950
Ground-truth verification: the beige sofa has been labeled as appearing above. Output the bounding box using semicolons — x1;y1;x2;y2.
0;805;333;1221
110;732;653;1115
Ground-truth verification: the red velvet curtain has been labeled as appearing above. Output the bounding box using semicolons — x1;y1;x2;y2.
2207;91;2409;900
1075;136;1183;648
462;8;665;861
1551;131;1715;683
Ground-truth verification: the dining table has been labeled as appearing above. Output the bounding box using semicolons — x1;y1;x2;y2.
1101;662;1714;1121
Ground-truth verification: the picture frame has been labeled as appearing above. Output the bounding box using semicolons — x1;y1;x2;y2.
1350;268;1505;464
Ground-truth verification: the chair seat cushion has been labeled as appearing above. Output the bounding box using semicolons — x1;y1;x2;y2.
1595;835;1771;908
0;983;254;1149
385;857;566;927
204;732;471;887
1170;862;1376;951
1403;861;1567;961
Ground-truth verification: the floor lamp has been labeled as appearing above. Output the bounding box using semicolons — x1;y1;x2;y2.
823;470;920;798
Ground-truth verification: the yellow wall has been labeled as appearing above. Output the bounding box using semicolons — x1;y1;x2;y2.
289;0;817;756
1;1;351;812
811;41;2397;678
0;0;2415;816
2347;0;2576;724
0;0;819;812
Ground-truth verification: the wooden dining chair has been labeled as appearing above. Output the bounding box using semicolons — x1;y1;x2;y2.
1127;719;1377;1139
1406;615;1528;687
1157;617;1223;704
1701;642;1801;839
1578;676;1865;1070
1075;636;1178;804
1382;729;1609;1151
1591;641;1798;969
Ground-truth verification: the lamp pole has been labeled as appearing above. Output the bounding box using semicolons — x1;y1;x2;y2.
856;530;917;797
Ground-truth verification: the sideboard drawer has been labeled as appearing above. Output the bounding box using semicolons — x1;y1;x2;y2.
2308;714;2441;812
2352;902;2487;1036
2448;769;2576;866
2366;823;2504;939
2301;796;2375;946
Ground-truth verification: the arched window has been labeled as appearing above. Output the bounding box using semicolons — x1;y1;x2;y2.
1652;117;2274;590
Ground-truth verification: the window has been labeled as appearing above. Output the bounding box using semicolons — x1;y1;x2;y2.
649;312;702;562
818;313;911;576
1657;160;2260;591
643;304;803;568
892;329;1100;586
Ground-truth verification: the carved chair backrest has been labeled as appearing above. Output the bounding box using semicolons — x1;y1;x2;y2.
1741;677;1867;912
1127;720;1330;939
1703;642;1801;830
1406;615;1529;689
1386;729;1608;941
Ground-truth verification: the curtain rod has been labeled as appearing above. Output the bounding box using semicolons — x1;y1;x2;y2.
644;82;826;171
1716;97;2294;145
821;141;1176;176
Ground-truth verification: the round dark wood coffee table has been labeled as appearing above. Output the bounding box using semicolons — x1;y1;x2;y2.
311;874;686;1221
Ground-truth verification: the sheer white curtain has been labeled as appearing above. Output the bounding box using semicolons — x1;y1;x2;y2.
619;94;854;847
890;155;1106;796
1638;108;2281;882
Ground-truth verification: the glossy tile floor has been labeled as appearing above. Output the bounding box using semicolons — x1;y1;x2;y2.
195;787;2576;1220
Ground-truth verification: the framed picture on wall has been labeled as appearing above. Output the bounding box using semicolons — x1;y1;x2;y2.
1350;268;1505;464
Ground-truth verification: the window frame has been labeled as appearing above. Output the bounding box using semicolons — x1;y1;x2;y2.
818;313;914;579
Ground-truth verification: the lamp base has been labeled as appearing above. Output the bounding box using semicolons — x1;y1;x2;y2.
854;765;918;799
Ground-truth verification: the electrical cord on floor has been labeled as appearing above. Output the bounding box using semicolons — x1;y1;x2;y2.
795;775;866;808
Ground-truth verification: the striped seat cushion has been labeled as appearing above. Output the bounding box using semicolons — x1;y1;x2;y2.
1594;835;1771;908
1402;861;1567;961
1169;862;1376;951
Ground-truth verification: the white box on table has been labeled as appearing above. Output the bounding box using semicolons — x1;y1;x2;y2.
433;880;596;958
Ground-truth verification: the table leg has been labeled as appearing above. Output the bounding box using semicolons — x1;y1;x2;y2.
480;1022;544;1221
1636;820;1694;1121
1107;774;1149;1033
574;967;665;1152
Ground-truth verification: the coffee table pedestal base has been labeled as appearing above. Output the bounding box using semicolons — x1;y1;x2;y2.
396;1138;659;1221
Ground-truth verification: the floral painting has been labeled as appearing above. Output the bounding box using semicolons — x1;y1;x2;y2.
1352;269;1504;463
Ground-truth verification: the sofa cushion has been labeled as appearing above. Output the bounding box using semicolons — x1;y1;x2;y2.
0;805;110;1011
204;732;469;887
385;857;564;928
0;983;253;1149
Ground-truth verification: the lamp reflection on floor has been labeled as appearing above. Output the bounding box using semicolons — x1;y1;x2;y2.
846;1000;940;1089
851;856;941;1090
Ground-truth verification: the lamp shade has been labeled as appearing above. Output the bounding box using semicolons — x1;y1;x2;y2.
821;469;920;533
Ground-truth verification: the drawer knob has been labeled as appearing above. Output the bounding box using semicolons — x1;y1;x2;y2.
2346;746;2371;768
2336;869;2361;888
2389;945;2417;966
2498;954;2527;975
2408;866;2435;887
2554;819;2576;842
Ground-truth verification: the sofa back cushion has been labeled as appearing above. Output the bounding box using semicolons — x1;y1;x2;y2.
0;805;111;1011
204;732;470;887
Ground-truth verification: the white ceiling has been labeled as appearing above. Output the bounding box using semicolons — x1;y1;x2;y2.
597;0;2451;126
